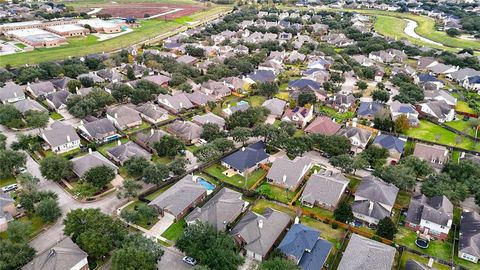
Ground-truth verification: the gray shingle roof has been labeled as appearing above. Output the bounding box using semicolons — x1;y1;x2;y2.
337;126;372;145
13;99;48;114
106;141;151;164
301;170;349;207
135;102;169;121
266;156;311;189
42;121;80;149
337;234;396;270
355;176;399;206
405;259;437;270
166;120;202;142
459;211;480;258
186;187;244;231
46;90;70;109
106;105;141;128
71;151;118;178
136;129;168;147
0;82;25;102
81;118;117;141
262;98;287;117
192;113;225;129
28;81;55;97
406;194;453;226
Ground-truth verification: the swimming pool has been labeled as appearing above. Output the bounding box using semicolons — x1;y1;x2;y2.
198;178;215;191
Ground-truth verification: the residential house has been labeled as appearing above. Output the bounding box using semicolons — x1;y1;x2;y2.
300;170;349;210
176;55;198;65
45;90;70;111
351;55;376;67
428;63;458;75
41;121;81;154
278;223;332;270
413;143;449;170
246;70;276;84
371;134;406;164
165;120;202;144
262;98;287;118
143;74;171;87
135;102;169;124
231;208;291;261
417;57;439;71
0;82;25;104
97;68;123;83
223;77;246;92
0;191;16;232
307;59;331;70
337;234;396;270
185;91;216;106
424;89;457;106
158;93;194;114
149;175;207;220
328;94;355;113
337;126;373;153
186;187;246;231
288;78;322;91
221;141;269;176
200;80;231;99
223;102;250;117
26;81;56;98
135;129;168;153
464;76;480;91
51;77;73;91
106;105;142;130
78;118;119;143
304;116;341;136
258;59;284;75
448;68;480;83
266;156;312;191
357;101;385;120
286;51;306;64
71;150;118;178
390;100;419;126
368;49;407;64
281;106;313;128
78;73;105;84
417;74;444;89
352;175;399;225
192;113;226;129
13;99;47;114
405;259;436;270
419;100;455;122
459;211;480;263
22;237;88;270
405;194;453;240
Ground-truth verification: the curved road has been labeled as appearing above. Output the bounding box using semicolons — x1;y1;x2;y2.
403;19;443;46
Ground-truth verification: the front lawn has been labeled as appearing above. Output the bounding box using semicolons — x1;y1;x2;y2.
317;106;354;122
1;215;45;240
204;164;266;189
49;112;64;120
152;155;174;165
395;227;452;261
257;183;297;204
0;176;16;188
161;218;186;242
123;200;158;230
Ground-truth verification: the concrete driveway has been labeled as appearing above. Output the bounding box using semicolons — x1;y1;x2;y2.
158;248;192;270
146;213;175;238
341;71;357;94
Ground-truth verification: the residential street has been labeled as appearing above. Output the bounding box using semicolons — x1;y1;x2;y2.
157;248;192;270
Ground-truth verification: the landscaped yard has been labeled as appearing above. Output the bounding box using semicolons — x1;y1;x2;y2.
299;204;334;219
346;175;361;191
49;112;64;120
456;100;477;115
395;191;412;209
204;164;266;189
0;176;16;188
300;216;346;248
445;117;477;137
97;137;129;157
395;227;452;261
1;215;45;240
403;120;480;151
257;183;297;204
124;121;151;135
245;95;267;107
123;200;158;230
152;155;173;165
275;91;289;100
399;251;450;270
317;106;354;123
251;199;295;218
161;218;186;241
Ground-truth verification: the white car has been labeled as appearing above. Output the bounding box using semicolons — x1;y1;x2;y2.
182;256;197;266
2;184;18;193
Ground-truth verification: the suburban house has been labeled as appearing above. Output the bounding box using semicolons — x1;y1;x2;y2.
281;106;313;128
106;141;152;165
262;98;287;118
464;75;480;91
13;99;48;114
304;116;341;136
424;89;457;106
231;208;291;261
176;55;198;65
266;156;312;191
337;234;396;270
390;100;419;126
419;100;455;122
26;81;56;98
157;93;194;114
405;194;453;240
45;90;70;111
71;150;118;178
186;187;246;231
185;91;216;106
41;121;81;154
221;141;269;176
300;170;349;210
192;113;226;130
97;68;123;83
22;237;88;270
143;74;171;87
417;74;444;90
106;105;142;130
371;134;406;164
328;94;355;113
459;211;480;263
413;143;449;170
337;126;373;153
78;118;119;143
278;223;332;270
405;259;436;270
135;102;169;124
135;129;168;153
357;101;385;120
222;102;250;117
448;68;480;83
0;82;25;104
200;80;232;99
0;191;16;232
165;120;203;144
352;176;399;225
149;175;208;220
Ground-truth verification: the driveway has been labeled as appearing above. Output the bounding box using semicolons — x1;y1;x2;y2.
146;213;175;238
158;248;192;270
341;71;357;94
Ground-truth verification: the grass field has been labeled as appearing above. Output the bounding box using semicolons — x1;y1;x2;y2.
0;176;16;188
63;0;198;8
395;227;452;260
0;6;231;67
204;164;266;189
445;117;477;137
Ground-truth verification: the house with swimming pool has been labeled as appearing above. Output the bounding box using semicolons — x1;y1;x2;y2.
221;141;269;177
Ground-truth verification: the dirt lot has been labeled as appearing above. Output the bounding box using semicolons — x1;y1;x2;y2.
82;3;202;19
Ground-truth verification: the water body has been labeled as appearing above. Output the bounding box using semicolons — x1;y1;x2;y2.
403;19;443;46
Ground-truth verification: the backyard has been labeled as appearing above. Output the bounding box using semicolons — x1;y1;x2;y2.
256;183;297;204
395;227;452;261
204;164;267;189
399;251;450;270
445;117;477;137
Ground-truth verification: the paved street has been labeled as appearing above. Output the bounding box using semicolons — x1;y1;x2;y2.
341;71;357;94
158;248;191;270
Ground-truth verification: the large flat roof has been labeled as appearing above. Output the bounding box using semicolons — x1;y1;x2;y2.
77;19;118;29
7;28;64;42
0;20;43;28
47;24;86;32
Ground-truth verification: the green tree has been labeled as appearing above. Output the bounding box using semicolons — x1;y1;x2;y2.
84;165;115;189
126;66;136;80
297;92;317;107
394;114;410;133
371;89;390;103
17;173;39;192
362;145;389;168
446;28;460;37
0;149;26;178
257;81;279;98
352;154;369;175
169;157;188;176
111;233;163;270
142;164;169;185
330;154;353;173
40;155;73;182
153;135;185;157
259;257;300;270
421;173;469;203
67;79;81;93
284;136;312;157
37;198;62;223
201;123;224;142
334;201;354;223
356;80;368;91
124;156;150;178
400;156;433;180
374;164;416;190
230;127;252;145
0;104;23;127
376;217;398;240
194;144;222;163
7;220;32;243
118;179;142;199
0;133;6;150
0;240;35;270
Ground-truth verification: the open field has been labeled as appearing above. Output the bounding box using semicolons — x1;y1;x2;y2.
0;5;231;67
62;0;198;8
77;3;202;19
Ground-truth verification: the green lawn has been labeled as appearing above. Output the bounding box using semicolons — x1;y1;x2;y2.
204;164;266;189
124;200;158;230
97;137;129;157
399;251;451;270
395;227;452;261
317;106;354;122
185;144;199;153
346;175;361;191
445;117;477;137
257;183;297;204
161;218;186;242
252;199;295;217
456;100;477;114
49;112;64;120
245;95;267;107
152;155;174;165
1;215;45;240
144;183;174;202
299;204;334;219
124;121;151;135
403;120;480;151
65;0;197;7
395;191;412;208
300;216;346;248
0;176;16;188
275;91;289;100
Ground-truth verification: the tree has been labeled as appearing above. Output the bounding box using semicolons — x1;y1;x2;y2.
111;233;163;270
284;136;312;157
310;134;351;157
176;223;244;270
124;156;150;178
17;173;39;192
373;108;394;132
11;134;42;152
394;114;410;133
330;154;353;173
126;66;136;80
230;127;252;145
153;135;185;157
142;164;169;185
352;154;368;175
259;257;300;270
446;28;460;37
374;164;416;190
362;145;389;168
0;149;26;178
67;79;81;93
0;240;35;270
84;165;115;189
257;81;279;98
7;220;32;243
194;144;223;163
334;201;354;223
371;89;390;103
297;92;317;107
376;217;398;240
210;138;234;153
40;155;73;182
118;179;142;199
201;123;224;142
400;156;433;180
169;157;188;176
356;80;368;91
0;133;6;150
0;104;23;127
37;198;62;223
421;173;469;203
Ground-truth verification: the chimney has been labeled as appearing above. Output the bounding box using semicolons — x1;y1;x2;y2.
294;216;299;224
66;135;70;142
88;148;92;154
114;113;118;119
282;174;287;183
369;103;372;110
117;140;122;146
180;102;183;108
368;201;374;213
151;128;154;136
241;147;245;151
258;219;263;229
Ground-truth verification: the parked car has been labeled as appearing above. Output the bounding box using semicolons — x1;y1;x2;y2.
2;184;18;193
19;167;27;174
182;256;197;266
